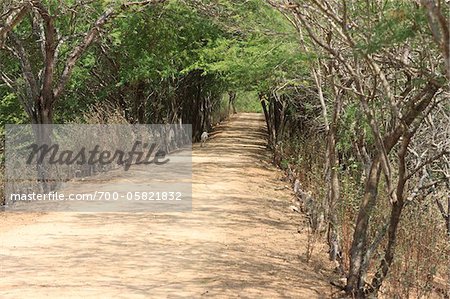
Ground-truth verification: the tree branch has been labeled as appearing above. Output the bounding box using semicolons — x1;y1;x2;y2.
0;2;31;47
405;150;449;181
54;0;166;100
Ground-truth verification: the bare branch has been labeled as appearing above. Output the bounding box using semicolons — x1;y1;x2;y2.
0;71;14;89
0;2;31;47
421;0;450;78
405;150;449;181
435;197;448;222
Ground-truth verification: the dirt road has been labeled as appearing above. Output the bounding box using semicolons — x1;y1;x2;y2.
0;113;330;298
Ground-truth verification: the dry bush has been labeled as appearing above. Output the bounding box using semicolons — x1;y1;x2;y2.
383;196;448;298
210;95;231;125
80;103;129;125
278;128;449;298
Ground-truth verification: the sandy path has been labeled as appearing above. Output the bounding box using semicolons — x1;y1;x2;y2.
0;113;329;298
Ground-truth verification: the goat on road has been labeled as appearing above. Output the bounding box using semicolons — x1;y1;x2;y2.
201;131;208;147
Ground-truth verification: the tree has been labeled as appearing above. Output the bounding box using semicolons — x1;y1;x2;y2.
0;0;166;126
269;0;449;296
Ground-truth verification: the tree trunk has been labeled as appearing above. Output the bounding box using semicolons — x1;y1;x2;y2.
369;200;405;295
327;126;341;264
33;95;54;193
260;94;273;148
228;91;237;114
134;80;146;123
346;157;382;297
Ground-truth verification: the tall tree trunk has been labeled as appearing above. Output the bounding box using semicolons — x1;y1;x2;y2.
369;200;404;295
346;157;382;297
327;124;341;265
33;94;54;193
